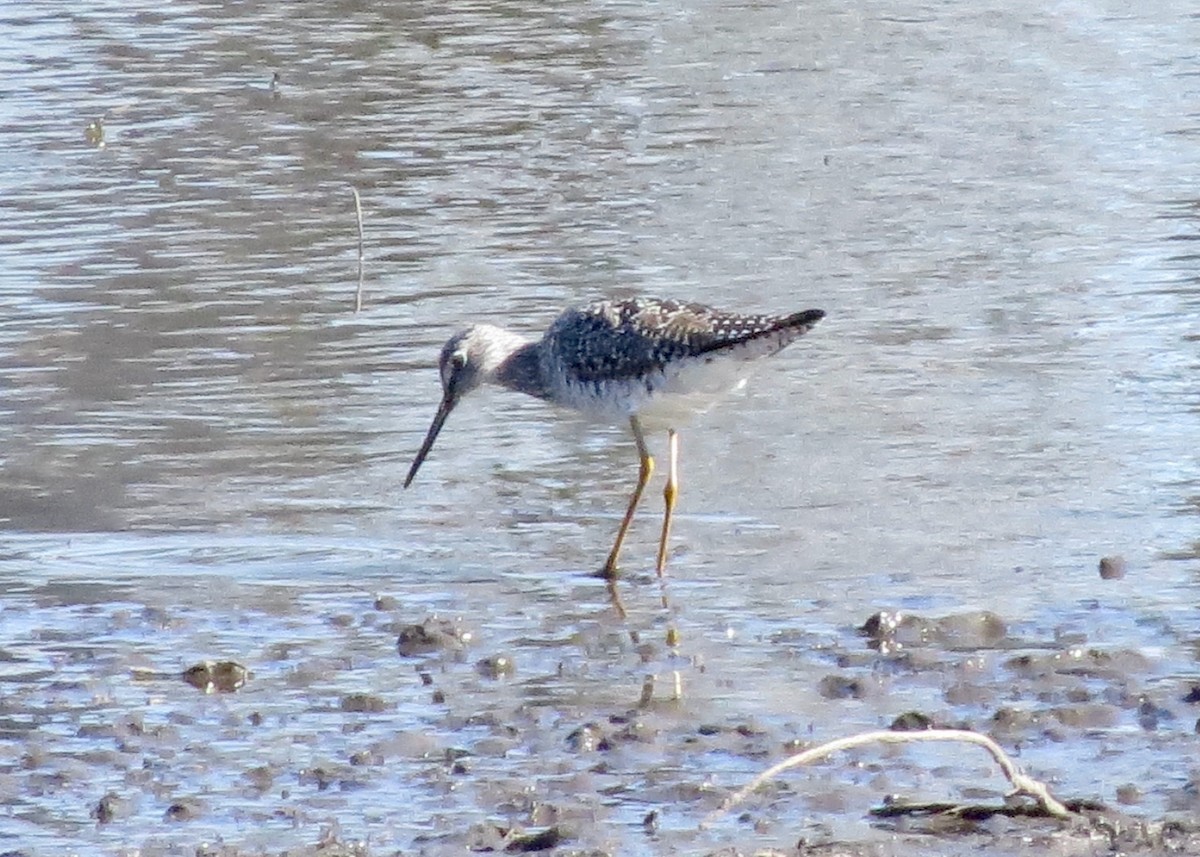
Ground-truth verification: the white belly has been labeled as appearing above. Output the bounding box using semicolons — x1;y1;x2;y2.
552;353;757;428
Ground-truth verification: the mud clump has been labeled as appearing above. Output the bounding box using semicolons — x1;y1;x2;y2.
860;610;1007;653
93;791;133;823
181;660;248;693
462;822;569;853
1005;647;1151;680
396;616;474;657
817;674;871;700
341;692;391;713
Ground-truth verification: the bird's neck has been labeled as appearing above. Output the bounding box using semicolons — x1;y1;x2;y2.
495;341;550;400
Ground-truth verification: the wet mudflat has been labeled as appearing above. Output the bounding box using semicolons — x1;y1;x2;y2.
2;0;1200;854
3;541;1200;855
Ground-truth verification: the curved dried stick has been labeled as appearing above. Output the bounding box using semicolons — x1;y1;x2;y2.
701;728;1072;828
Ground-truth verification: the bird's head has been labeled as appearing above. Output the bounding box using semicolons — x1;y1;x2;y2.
404;325;525;488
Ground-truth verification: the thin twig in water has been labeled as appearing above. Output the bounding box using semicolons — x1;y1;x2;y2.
700;728;1072;829
351;186;365;312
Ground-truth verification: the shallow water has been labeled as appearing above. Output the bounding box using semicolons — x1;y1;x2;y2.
1;0;1199;853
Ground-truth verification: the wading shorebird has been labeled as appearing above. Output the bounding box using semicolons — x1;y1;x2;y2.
404;297;825;579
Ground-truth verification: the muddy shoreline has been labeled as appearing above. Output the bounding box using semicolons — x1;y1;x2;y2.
4;566;1198;856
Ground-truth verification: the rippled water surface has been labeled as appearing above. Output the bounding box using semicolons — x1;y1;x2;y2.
2;0;1199;854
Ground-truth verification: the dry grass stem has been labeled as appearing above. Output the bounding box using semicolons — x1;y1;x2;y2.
351;186;365;312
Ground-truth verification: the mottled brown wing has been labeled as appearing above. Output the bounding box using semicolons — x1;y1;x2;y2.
547;298;822;383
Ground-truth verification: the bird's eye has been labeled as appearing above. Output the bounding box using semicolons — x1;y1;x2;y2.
450;352;467;371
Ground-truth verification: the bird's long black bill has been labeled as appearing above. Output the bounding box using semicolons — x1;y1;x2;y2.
404;393;456;488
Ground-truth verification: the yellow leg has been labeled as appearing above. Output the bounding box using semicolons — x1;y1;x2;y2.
605;578;628;620
655;429;679;578
637;672;684;707
600;416;653;579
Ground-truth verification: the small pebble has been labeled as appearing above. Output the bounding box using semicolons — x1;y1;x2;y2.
1116;783;1142;805
93;791;127;823
164;799;203;822
476;654;516;680
565;722;609;753
890;711;934;731
243;765;274;792
504;826;563;852
1099;555;1127;580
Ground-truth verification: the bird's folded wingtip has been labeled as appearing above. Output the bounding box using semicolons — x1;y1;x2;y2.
790;308;826;326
